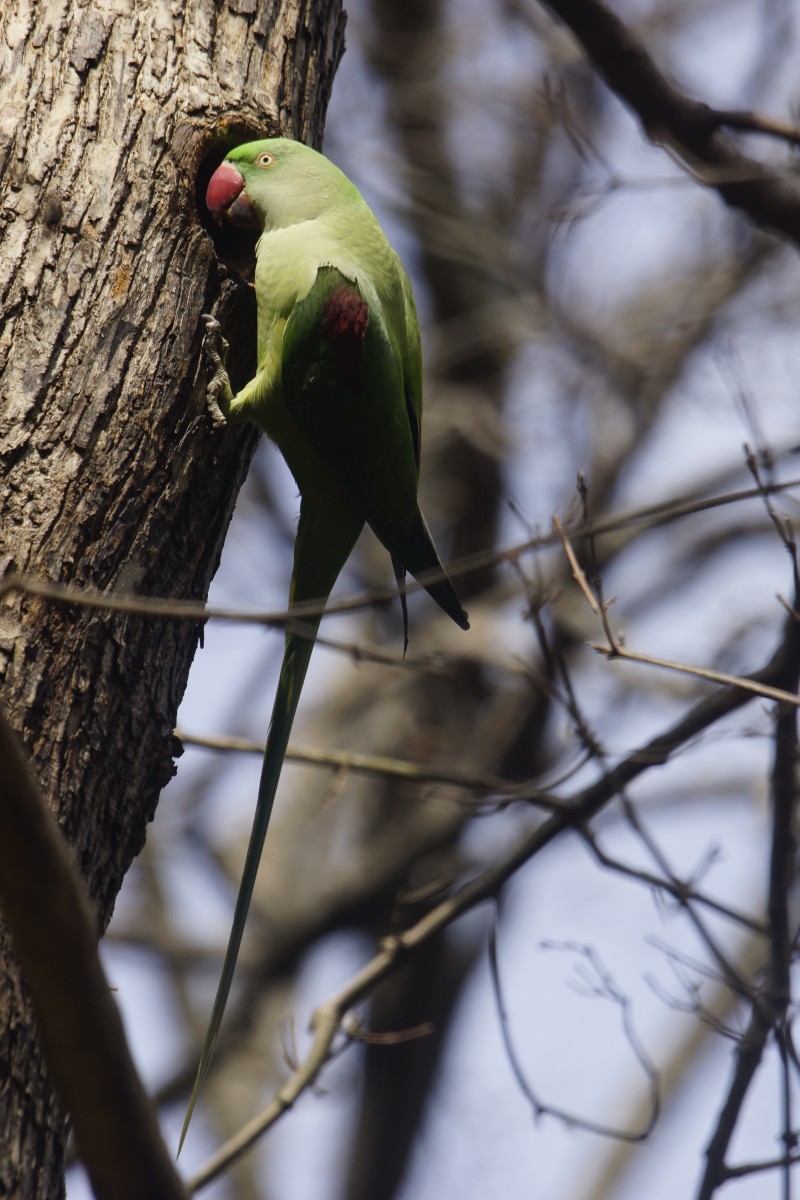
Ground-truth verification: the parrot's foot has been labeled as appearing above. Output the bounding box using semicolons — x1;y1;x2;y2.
201;313;233;428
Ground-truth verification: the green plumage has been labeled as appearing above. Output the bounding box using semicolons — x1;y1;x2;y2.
181;137;468;1144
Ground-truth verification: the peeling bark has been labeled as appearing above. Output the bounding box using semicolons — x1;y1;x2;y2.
0;1;345;1194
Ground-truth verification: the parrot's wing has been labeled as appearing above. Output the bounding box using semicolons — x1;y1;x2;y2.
282;266;468;630
282;266;419;531
397;262;424;447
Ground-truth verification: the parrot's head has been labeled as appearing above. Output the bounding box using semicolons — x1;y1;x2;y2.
205;138;358;233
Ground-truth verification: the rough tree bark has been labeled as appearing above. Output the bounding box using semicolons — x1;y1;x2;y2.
0;1;345;1195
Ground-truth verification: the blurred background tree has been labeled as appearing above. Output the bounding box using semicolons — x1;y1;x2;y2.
66;0;800;1197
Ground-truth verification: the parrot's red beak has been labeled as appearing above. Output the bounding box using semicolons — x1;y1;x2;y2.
206;162;259;228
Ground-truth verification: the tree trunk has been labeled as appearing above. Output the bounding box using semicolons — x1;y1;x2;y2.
0;1;344;1194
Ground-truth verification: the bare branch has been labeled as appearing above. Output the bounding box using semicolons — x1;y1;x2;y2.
537;0;800;246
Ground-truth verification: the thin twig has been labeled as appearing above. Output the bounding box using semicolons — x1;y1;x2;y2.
2;474;799;627
588;641;800;709
557;488;762;998
713;109;800;148
488;927;659;1141
176;729;556;806
578;826;767;936
724;1152;800;1181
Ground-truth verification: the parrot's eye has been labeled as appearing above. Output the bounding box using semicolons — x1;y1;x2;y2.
256;152;275;168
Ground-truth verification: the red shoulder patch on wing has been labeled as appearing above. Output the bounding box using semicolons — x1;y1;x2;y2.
322;286;369;387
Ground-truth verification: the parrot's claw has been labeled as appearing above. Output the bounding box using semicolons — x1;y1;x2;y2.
202;314;229;365
201;313;233;427
206;383;229;429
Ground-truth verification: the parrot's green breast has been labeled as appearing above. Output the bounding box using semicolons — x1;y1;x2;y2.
234;207;412;480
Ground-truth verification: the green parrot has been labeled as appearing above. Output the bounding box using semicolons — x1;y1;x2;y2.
182;137;468;1142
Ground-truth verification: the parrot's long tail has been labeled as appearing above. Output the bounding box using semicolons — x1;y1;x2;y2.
394;507;469;632
180;496;363;1149
179;621;317;1147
